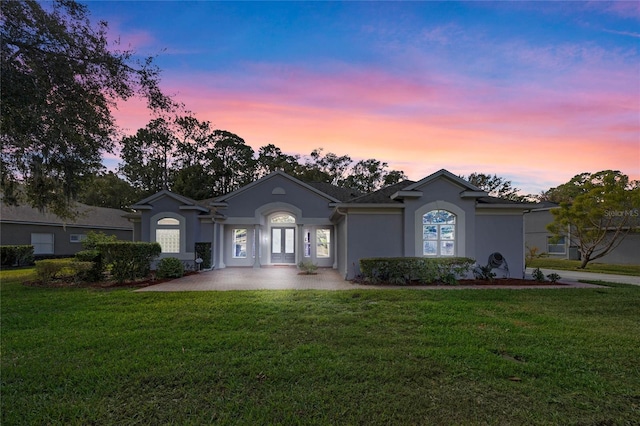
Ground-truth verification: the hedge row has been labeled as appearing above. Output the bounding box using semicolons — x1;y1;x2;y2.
359;257;475;285
96;242;162;283
34;259;93;285
1;245;34;267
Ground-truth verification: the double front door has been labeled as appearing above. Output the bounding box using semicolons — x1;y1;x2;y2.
271;227;295;264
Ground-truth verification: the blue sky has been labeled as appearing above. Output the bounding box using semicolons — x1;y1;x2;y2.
86;1;640;194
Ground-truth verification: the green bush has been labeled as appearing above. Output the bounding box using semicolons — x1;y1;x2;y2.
298;260;318;275
97;242;161;283
359;257;474;285
74;250;104;282
1;245;34;267
35;258;100;285
194;242;212;269
156;257;184;279
34;259;74;284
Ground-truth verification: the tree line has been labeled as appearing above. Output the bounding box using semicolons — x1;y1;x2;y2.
114;115;407;204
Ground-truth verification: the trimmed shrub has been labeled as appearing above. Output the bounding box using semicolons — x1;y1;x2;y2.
298;260;318;275
97;242;161;283
1;245;35;267
74;250;104;282
156;257;184;279
34;259;73;284
359;257;474;285
195;242;212;269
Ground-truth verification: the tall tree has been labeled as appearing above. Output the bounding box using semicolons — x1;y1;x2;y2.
255;144;301;178
547;170;640;268
1;0;173;218
209;131;256;195
304;148;352;186
463;173;524;201
77;171;140;210
344;159;406;193
119;118;177;195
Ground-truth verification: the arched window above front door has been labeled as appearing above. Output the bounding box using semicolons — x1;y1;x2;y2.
271;213;295;224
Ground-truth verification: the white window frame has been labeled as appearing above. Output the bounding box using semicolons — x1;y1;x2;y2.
316;228;331;258
233;228;248;258
70;234;87;243
422;210;457;257
31;233;54;255
151;212;185;254
547;236;566;255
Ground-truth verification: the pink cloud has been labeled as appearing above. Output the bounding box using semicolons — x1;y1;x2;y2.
109;51;639;195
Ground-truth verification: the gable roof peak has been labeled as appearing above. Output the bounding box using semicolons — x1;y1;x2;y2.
403;168;485;192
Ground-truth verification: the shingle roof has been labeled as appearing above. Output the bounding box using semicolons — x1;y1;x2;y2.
348;180;416;204
305;182;363;202
0;201;132;229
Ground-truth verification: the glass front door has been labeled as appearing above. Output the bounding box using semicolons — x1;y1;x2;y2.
271;227;295;264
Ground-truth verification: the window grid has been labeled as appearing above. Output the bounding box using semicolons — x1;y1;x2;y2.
422;210;456;256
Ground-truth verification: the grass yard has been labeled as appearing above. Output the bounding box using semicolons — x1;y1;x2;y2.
2;269;639;425
528;258;640;276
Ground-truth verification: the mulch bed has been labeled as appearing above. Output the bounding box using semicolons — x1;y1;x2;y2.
352;278;567;287
23;271;199;289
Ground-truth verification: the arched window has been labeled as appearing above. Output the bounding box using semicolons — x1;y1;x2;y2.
271;213;295;224
156;217;180;253
422;210;456;256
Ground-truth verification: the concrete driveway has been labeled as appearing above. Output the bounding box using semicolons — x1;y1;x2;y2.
136;266;613;292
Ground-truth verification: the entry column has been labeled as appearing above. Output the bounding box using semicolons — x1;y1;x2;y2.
253;224;261;268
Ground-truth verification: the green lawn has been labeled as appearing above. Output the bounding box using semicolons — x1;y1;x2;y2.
528;258;640;276
2;269;639;425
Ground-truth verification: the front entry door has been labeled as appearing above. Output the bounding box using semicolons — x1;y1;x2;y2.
271;227;295;264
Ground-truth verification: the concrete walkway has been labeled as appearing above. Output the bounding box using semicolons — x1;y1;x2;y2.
525;268;640;286
136;266;618;292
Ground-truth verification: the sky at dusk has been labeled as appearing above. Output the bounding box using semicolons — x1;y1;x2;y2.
86;0;640;195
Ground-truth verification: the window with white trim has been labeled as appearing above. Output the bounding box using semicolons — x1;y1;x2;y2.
156;217;180;253
316;228;331;258
233;229;247;258
422;210;456;256
70;234;87;243
31;233;54;255
547;236;566;254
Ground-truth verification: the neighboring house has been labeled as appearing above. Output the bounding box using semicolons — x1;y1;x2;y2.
129;169;535;278
0;202;133;257
524;203;640;265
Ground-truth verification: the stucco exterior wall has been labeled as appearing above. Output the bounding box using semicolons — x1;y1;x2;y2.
0;223;132;257
345;211;404;278
475;212;525;278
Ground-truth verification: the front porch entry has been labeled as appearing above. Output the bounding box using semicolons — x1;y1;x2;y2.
271;227;296;264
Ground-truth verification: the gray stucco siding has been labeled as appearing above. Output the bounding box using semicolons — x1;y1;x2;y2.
0;223;132;257
345;211;404;278
218;176;334;220
475;212;525;278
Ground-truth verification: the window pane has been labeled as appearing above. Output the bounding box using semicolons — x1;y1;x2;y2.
423;241;437;256
158;217;179;225
423;225;437;240
156;229;180;253
31;233;54;255
440;225;455;240
316;229;330;258
304;229;311;258
271;214;295;224
271;229;281;254
441;241;455;256
234;229;247;258
285;229;295;254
